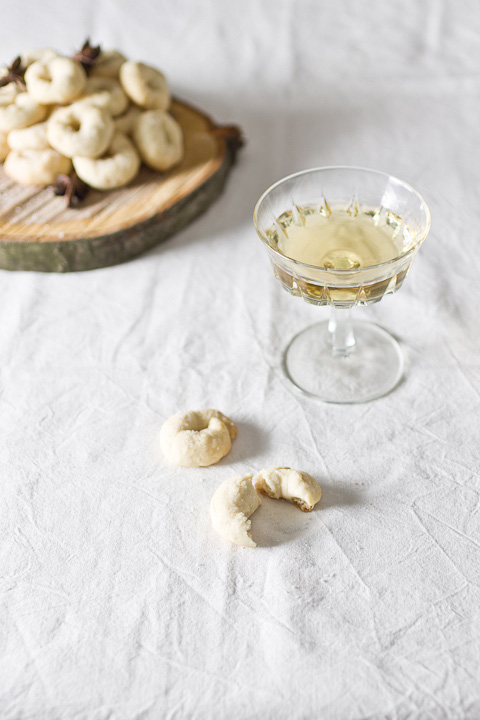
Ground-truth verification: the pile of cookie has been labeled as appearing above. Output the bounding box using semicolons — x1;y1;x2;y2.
0;41;184;201
160;409;322;548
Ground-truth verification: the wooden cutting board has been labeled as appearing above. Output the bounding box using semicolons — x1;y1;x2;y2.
0;99;243;272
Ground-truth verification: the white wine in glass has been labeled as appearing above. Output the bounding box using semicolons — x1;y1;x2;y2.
254;167;431;403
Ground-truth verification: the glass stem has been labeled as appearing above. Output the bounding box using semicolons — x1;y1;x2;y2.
328;307;356;357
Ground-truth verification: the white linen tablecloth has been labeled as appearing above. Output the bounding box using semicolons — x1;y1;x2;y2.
1;1;480;717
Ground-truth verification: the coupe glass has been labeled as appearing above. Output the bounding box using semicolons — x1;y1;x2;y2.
253;166;431;403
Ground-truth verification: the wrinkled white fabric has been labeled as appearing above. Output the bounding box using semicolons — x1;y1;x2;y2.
1;0;480;718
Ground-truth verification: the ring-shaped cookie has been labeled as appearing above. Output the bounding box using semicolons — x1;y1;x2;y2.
91;50;126;78
25;57;86;105
21;48;58;69
0;71;21;107
132;110;183;171
8;121;50;151
78;77;128;117
47;104;114;158
72;131;140;189
4;148;72;185
114;105;141;135
0;93;47;132
210;474;261;547
160;409;238;467
255;467;322;512
119;61;170;110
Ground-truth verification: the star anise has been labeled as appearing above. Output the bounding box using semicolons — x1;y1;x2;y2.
53;171;91;208
0;56;26;90
72;38;101;75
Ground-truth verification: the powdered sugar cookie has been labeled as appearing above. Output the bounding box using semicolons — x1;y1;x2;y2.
132;110;183;171
210;474;261;548
255;467;321;512
25;57;86;105
160;409;237;467
4;148;71;185
73;131;140;189
0;93;47;132
119;61;170;110
0;84;20;107
47;104;114;158
8;121;50;151
91;50;126;78
0;68;21;106
114;105;141;135
77;76;128;116
21;48;58;68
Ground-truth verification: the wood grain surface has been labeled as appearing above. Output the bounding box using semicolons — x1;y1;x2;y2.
0;99;243;272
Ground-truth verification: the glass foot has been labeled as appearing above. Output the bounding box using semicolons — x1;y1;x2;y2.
283;320;404;404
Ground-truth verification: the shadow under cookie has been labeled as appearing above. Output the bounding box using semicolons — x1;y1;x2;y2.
250;496;314;547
